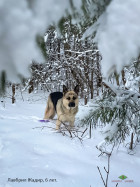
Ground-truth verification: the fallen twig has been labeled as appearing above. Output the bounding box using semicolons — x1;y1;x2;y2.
33;120;88;143
96;143;115;187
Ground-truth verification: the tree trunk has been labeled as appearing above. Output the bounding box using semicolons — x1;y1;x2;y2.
84;96;88;105
28;80;34;94
12;84;15;104
114;71;120;86
90;71;94;99
129;132;133;150
121;69;126;85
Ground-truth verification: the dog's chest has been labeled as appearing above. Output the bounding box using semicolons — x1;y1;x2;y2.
59;113;75;122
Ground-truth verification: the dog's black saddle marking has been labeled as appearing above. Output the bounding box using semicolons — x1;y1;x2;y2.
50;92;63;111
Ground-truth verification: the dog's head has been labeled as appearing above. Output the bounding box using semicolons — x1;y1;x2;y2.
62;85;79;110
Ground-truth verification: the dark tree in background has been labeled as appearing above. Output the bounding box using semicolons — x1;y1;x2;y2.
28;18;102;101
0;71;6;96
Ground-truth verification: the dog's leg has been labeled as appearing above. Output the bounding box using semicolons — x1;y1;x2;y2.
44;96;55;119
69;120;74;128
44;104;49;119
56;119;61;130
44;107;55;119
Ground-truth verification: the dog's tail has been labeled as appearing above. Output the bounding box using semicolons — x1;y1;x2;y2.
44;95;55;119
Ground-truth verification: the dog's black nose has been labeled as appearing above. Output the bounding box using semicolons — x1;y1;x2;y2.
69;102;75;107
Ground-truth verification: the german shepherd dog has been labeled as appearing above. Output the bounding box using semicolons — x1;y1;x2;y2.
44;85;79;130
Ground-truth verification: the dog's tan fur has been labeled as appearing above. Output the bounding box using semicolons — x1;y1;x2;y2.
44;86;79;130
44;95;55;119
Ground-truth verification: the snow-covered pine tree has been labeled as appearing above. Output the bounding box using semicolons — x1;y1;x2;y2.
45;19;102;98
82;59;140;146
26;17;102;99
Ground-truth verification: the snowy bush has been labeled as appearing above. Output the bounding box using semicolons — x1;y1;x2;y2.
82;79;140;144
25;19;102;98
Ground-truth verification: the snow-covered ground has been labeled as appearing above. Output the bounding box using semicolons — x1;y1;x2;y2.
0;90;140;187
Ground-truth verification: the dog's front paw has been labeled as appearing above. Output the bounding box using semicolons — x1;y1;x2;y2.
55;126;60;130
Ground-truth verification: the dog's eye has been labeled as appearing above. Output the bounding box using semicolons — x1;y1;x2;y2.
73;97;76;100
67;97;71;100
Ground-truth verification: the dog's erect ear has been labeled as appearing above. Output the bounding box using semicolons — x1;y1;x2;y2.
74;85;79;95
63;85;68;95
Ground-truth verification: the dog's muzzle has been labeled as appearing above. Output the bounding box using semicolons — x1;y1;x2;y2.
69;102;75;107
